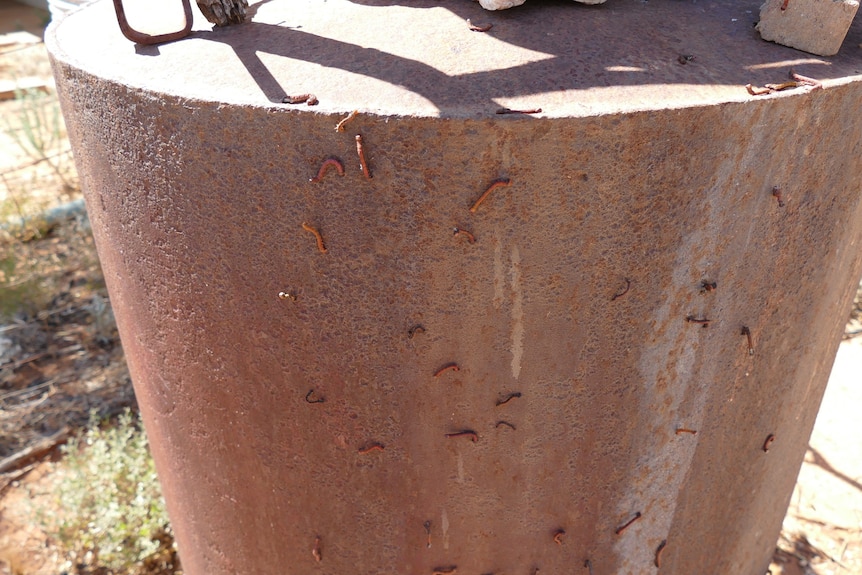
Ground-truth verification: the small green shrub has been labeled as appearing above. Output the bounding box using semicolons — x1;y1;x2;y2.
43;409;173;573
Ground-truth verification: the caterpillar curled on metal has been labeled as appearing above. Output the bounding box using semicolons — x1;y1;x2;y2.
308;158;344;184
358;443;385;454
496;107;542;115
434;363;460;377
495;392;522;406
772;186;786;208
611;278;631;301
335;110;358;132
741;326;754;355
445;430;478;442
655;540;667;568
301;223;327;254
312;536;322;562
685;315;711;328
309;158;345;183
790;69;823;89
424;520;432;548
453;227;476;244
615;511;642;535
355;134;372;179
470;178;511;213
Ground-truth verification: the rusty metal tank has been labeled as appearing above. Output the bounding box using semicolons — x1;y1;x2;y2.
46;1;862;573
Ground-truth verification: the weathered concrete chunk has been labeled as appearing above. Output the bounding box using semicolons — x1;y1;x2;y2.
757;0;859;56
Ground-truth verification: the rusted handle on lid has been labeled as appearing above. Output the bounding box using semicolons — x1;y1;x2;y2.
112;0;193;45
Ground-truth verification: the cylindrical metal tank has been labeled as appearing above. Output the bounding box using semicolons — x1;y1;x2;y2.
47;1;862;573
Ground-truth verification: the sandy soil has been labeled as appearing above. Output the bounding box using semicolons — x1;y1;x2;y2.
770;338;862;575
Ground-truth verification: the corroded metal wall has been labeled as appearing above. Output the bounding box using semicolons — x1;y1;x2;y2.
48;1;862;574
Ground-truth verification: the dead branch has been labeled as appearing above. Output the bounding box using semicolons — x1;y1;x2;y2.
0;427;69;474
196;0;248;26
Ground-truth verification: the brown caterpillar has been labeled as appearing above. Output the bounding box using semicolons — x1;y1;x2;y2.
309;158;344;183
470;178;511;213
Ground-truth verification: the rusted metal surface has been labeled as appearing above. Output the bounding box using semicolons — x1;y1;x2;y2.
47;1;862;574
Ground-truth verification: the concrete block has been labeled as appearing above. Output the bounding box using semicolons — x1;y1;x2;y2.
757;0;859;56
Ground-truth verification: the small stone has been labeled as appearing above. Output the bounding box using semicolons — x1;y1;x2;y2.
478;0;526;9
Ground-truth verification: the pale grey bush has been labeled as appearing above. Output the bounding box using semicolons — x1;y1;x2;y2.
41;409;172;573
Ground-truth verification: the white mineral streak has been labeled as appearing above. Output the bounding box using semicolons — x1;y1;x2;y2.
493;235;504;310
441;508;450;550
509;245;524;380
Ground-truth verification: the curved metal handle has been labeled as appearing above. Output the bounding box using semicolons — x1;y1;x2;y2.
112;0;193;45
